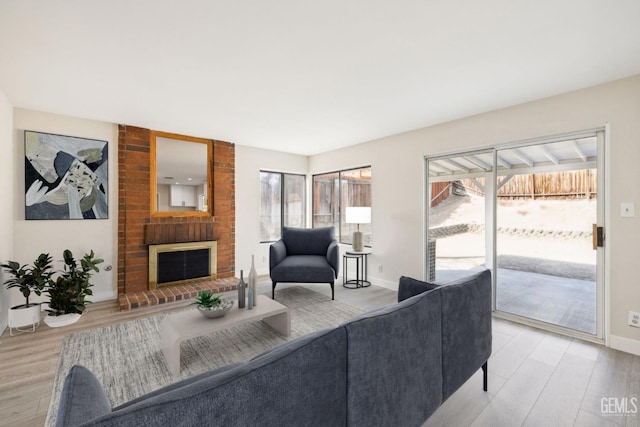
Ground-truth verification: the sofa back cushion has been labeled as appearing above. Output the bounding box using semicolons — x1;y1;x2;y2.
398;275;440;302
342;289;443;427
436;269;492;400
282;226;335;256
90;327;348;427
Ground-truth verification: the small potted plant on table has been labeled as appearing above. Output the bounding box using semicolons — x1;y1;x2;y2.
192;290;234;318
1;253;54;335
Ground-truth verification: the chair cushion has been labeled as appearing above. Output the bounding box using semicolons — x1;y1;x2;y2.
282;227;335;256
270;255;336;282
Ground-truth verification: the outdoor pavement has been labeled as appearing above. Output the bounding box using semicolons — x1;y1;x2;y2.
434;266;596;335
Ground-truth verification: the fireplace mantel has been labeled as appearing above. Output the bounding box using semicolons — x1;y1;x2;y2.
144;221;215;245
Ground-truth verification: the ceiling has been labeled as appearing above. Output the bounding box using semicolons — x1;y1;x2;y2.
1;1;639;156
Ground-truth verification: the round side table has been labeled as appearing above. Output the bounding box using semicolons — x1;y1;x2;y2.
343;249;372;289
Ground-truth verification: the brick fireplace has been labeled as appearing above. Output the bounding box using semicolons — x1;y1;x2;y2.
117;125;236;310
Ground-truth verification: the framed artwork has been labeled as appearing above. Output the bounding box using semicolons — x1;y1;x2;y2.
24;130;108;220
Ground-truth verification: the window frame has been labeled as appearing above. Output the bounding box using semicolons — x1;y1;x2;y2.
312;166;372;247
259;170;306;243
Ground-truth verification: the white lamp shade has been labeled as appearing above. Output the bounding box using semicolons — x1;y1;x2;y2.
345;207;371;224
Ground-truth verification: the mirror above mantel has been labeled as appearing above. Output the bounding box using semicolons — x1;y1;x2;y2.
150;131;213;217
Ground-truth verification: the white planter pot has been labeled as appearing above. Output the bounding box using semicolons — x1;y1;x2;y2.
8;304;42;336
44;313;82;328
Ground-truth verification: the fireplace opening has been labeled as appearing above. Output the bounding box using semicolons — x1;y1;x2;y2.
158;249;210;284
149;241;217;290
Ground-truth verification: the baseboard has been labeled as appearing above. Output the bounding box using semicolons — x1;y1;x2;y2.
609;334;640;356
92;290;117;303
0;318;6;338
367;276;397;291
336;274;397;291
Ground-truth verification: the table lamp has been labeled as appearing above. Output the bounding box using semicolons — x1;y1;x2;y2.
345;207;371;252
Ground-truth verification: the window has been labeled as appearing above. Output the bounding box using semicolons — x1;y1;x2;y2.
260;171;305;242
313;167;372;246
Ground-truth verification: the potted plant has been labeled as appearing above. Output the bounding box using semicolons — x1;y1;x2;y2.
192;289;233;318
1;253;54;335
44;249;103;327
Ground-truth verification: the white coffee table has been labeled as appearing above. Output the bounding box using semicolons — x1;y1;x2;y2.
160;295;291;375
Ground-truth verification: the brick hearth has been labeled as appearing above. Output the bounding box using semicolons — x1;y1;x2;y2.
118;277;238;311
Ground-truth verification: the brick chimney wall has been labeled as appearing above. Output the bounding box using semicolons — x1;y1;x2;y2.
117;125;235;295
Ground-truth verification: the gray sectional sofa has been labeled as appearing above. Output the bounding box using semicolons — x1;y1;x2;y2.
55;269;492;427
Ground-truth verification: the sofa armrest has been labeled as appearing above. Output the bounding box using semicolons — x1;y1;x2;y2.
398;276;439;302
326;240;340;278
55;365;112;427
439;269;492;400
269;240;287;270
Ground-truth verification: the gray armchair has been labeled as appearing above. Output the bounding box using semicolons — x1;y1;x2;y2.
270;227;340;300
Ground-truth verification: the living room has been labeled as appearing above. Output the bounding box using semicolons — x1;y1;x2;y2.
2;1;640;426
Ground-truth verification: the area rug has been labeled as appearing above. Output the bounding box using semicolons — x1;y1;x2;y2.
45;286;363;426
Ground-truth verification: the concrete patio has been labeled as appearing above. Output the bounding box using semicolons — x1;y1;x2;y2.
434;266;596;334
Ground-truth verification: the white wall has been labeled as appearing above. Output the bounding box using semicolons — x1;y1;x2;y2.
309;75;640;353
0;90;14;333
235;145;308;276
309;139;425;289
12;109;119;304
7;76;638;353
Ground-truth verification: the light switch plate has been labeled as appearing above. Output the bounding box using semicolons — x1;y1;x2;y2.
621;203;635;217
629;311;640;327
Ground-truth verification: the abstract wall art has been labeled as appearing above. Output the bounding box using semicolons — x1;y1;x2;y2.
24;130;108;220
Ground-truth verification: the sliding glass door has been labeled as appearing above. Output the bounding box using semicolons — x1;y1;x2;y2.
426;131;604;339
426;151;493;283
495;136;602;336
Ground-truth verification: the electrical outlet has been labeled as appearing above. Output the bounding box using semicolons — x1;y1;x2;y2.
628;311;640;327
262;256;266;264
378;265;383;273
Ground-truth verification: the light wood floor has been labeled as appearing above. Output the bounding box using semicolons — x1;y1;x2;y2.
1;279;638;427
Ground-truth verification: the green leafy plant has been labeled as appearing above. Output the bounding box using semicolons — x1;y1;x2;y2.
46;249;104;316
1;253;54;308
192;290;221;308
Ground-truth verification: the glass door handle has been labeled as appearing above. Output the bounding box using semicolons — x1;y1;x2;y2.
592;224;604;249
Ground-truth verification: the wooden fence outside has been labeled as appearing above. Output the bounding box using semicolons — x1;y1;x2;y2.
431;169;597;206
430;182;450;207
495;169;597;199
